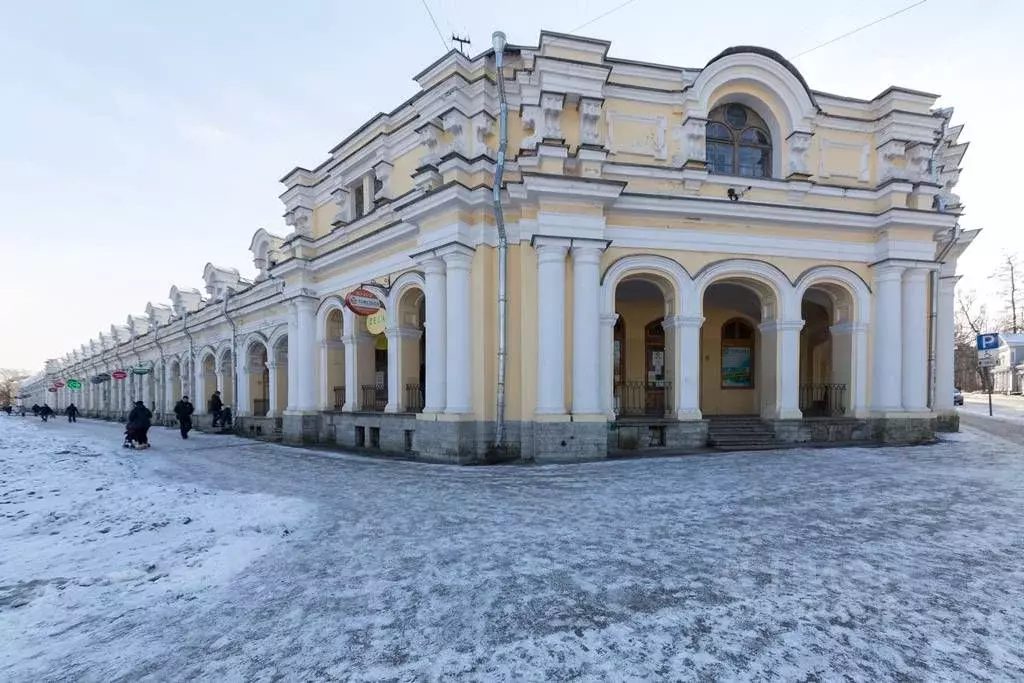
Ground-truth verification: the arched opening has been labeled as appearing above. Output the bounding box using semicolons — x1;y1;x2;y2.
800;285;855;416
200;353;217;411
218;349;234;408
271;336;288;416
392;286;426;413
613;276;673;416
248;342;270;416
169;360;182;405
701;283;763;416
324;309;345;410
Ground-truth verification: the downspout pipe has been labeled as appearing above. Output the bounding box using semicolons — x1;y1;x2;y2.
492;30;509;449
182;310;195;399
223;291;238;416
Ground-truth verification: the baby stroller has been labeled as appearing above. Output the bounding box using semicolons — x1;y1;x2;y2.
123;425;150;450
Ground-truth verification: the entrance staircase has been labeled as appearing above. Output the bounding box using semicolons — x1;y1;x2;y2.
706;416;779;450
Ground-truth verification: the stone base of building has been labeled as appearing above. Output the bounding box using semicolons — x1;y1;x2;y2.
935;411;960;433
608;419;708;455
869;415;938;444
283;412;322;444
770;418;873;444
520;418;608;463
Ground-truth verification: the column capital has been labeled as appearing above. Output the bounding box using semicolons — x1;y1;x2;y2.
760;319;805;333
665;315;705;330
420;255;446;275
830;322;869;335
570;238;610;264
438;244;475;270
600;312;620;327
532;235;571;261
870;262;906;282
902;267;930;285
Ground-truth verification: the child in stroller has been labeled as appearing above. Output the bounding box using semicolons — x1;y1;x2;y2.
123;425;150;449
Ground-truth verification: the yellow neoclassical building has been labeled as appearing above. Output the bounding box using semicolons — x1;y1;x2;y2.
24;30;976;462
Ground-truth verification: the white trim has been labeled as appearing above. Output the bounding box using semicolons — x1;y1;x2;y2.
818;138;871;182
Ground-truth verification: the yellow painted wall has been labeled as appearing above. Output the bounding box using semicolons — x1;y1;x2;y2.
699;307;759;415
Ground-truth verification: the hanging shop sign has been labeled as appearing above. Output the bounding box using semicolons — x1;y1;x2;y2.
112;370;128;380
53;381;65;388
130;366;151;375
66;379;82;390
48;388;57;393
345;288;384;317
91;373;111;384
366;309;386;335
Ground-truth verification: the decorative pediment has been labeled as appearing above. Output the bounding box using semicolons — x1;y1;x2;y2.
126;315;150;338
249;228;285;281
169;285;203;316
202;263;244;301
145;302;173;326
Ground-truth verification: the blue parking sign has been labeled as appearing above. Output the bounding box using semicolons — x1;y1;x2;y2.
977;333;1001;350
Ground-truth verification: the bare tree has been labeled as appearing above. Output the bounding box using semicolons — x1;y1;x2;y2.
0;369;29;406
992;250;1023;333
955;291;988;391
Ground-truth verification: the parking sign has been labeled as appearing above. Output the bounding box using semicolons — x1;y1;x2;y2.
977;333;1000;351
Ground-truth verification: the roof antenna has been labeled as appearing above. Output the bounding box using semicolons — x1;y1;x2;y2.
451;33;471;56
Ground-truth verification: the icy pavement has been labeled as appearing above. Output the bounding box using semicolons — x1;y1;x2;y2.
3;417;1024;681
962;392;1024;425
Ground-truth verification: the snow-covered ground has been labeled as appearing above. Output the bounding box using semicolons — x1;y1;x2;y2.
961;392;1024;425
3;416;1024;681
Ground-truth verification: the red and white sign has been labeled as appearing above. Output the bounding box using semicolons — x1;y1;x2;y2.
345;288;384;317
112;370;128;380
53;381;65;388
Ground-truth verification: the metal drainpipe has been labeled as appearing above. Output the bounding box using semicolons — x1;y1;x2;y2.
492;30;509;449
182;310;195;398
223;292;238;414
927;108;960;409
154;321;166;416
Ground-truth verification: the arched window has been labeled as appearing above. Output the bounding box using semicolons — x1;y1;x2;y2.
706;104;772;178
721;318;755;389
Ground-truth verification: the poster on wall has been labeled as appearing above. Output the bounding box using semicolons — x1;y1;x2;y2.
721;346;753;388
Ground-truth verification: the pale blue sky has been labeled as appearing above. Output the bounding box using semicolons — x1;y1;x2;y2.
1;0;1017;371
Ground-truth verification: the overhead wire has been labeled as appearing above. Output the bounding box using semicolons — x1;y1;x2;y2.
570;0;642;34
419;0;450;52
791;0;929;59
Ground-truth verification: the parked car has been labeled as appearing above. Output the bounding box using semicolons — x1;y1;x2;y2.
953;388;964;406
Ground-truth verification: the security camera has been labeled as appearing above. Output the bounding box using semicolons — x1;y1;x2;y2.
727;186;752;202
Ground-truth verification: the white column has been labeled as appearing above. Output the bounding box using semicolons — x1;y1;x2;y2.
760;320;804;420
341;308;361;411
362;173;375;215
571;242;603;415
902;267;929;411
266;361;279;416
871;264;905;412
669;315;704;420
534;238;569;414
934;275;958;411
599;313;618;418
385;326;402;413
422;256;447;413
318;342;330;410
286;297;317;412
830;322;869;417
164;364;175;413
442;246;474;414
141;372;150;408
236;353;250;416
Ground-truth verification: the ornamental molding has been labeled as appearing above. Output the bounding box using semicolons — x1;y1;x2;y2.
606;111;667;160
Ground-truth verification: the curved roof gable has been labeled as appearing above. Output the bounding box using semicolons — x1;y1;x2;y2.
705;45;818;110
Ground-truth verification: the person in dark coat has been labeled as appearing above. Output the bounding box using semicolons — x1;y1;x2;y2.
39;404;53;422
65;403;79;423
173;396;194;439
31;404;40;416
208;390;223;427
126;400;153;448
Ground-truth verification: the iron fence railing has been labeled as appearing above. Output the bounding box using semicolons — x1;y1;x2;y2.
333;386;345;410
614;381;673;417
799;383;847;417
361;384;387;412
405;384;424;413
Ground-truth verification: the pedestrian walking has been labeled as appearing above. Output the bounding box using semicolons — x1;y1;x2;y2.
174;395;194;439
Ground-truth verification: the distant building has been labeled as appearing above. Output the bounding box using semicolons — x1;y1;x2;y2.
992;333;1024;394
20;31;975;461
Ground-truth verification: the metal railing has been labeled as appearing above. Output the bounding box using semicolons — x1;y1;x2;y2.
405;384;424;413
252;398;269;417
614;381;673;417
360;384;387;412
332;386;345;410
799;383;847;417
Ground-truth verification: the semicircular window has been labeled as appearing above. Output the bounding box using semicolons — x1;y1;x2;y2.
705;104;772;179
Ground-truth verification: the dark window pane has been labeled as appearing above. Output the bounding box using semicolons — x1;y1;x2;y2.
740;128;770;145
725;104;748;128
707;122;731;141
707;142;734;175
738;145;771;178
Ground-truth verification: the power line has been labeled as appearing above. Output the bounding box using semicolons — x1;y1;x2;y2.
792;0;929;60
570;0;642;34
419;0;450;52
